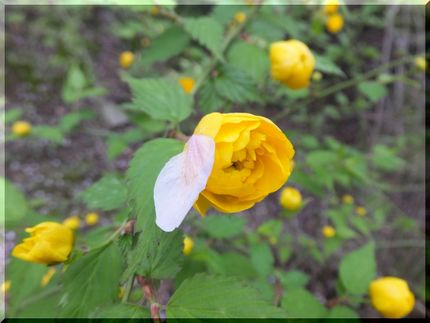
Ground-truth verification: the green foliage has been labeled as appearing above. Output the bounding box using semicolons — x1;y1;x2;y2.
61;243;123;317
339;242;376;295
315;55;345;77
31;125;64;144
59;110;95;133
371;144;405;172
277;270;310;290
201;214;245;239
167;274;288;318
80;174;128;211
2;177;29;227
358;81;387;102
94;304;150;318
281;288;328;318
327;305;360;319
3;108;23;124
250;242;274;277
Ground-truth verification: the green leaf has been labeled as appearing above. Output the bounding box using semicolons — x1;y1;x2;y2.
250;243;274;277
4;108;23;124
358;81;387;102
281;288;327;318
31;125;64;144
277;270;310;290
227;41;269;82
142;26;190;66
80;174;128;211
95;304;150;318
198;80;228;113
167;274;288;318
257;219;283;244
315;55;345;77
201;215;245;239
61;243;123;317
59;110;95;133
124;77;193;122
327;305;360;319
339;242;376;295
2;177;29;227
183;17;224;59
371;144;405;172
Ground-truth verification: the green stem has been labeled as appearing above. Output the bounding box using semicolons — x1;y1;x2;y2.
122;274;135;304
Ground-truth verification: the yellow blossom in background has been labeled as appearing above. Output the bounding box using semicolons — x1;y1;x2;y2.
63;215;81;230
312;71;323;81
85;212;99;226
118;286;125;299
323;0;340;15
179;77;196;94
151;6;160;16
234;11;247;24
41;267;56;287
270;40;315;89
279;187;302;211
326;13;344;34
183;236;194;256
415;56;427;71
356;206;367;217
1;280;11;293
322;225;336;238
12;222;74;265
342;194;354;204
369;277;415;318
119;51;135;69
12;121;32;137
193;113;295;215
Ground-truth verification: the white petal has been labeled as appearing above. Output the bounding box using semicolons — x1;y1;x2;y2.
154;135;215;232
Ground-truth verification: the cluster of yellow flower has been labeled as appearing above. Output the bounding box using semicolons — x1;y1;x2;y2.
342;194;368;216
63;212;100;230
323;0;344;34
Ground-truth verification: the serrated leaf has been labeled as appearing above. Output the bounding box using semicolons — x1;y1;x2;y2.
2;177;29;227
358;81;387;102
61;243;123;317
198;80;228;113
183;17;224;59
339;242;376;295
80;174;128;211
31;125;64;144
250;243;274;277
315;54;345;77
124;77;193;122
281;288;327;318
201;215;245;239
167;274;288;318
277;270;310;290
95;304;150;318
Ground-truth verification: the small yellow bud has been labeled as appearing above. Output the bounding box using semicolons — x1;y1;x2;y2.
342;194;354;204
323;0;340;15
179;77;196;94
326;13;344;34
12;121;32;137
355;206;367;217
312;71;323;82
85;212;99;226
183;235;194;256
369;277;415;318
63;215;81;230
234;11;247;24
151;6;160;16
1;280;11;293
322;225;336;238
118;286;125;299
119;51;135;69
415;56;427;71
41;267;56;287
279;187;302;211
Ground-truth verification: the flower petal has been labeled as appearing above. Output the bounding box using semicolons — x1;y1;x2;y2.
154;135;215;232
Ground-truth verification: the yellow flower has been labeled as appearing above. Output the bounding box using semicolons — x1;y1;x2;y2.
179;77;196;94
63;215;81;230
151;6;160;16
193;113;295;215
12;222;74;265
369;277;415;318
270;40;315;89
1;280;11;293
356;206;367;217
312;71;322;82
326;13;344;34
279;187;302;211
119;51;134;69
85;212;99;226
12;121;32;137
40;267;56;287
234;11;247;23
322;225;336;238
342;194;354;204
323;0;340;15
415;56;427;71
118;286;125;299
183;235;194;256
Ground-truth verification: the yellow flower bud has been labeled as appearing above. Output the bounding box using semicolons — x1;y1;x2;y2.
355;206;367;217
369;277;415;318
119;51;135;69
12;222;74;265
1;280;11;293
234;11;247;24
326;13;344;34
40;267;56;287
63;215;81;230
151;6;160;16
12;121;32;137
415;56;427;71
270;40;315;89
118;286;125;299
179;77;196;94
85;212;99;226
322;225;336;238
312;71;323;82
183;235;194;256
323;0;340;15
279;187;302;211
342;194;354;204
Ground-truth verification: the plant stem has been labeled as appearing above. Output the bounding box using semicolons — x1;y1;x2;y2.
137;276;160;323
122;274;135;304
